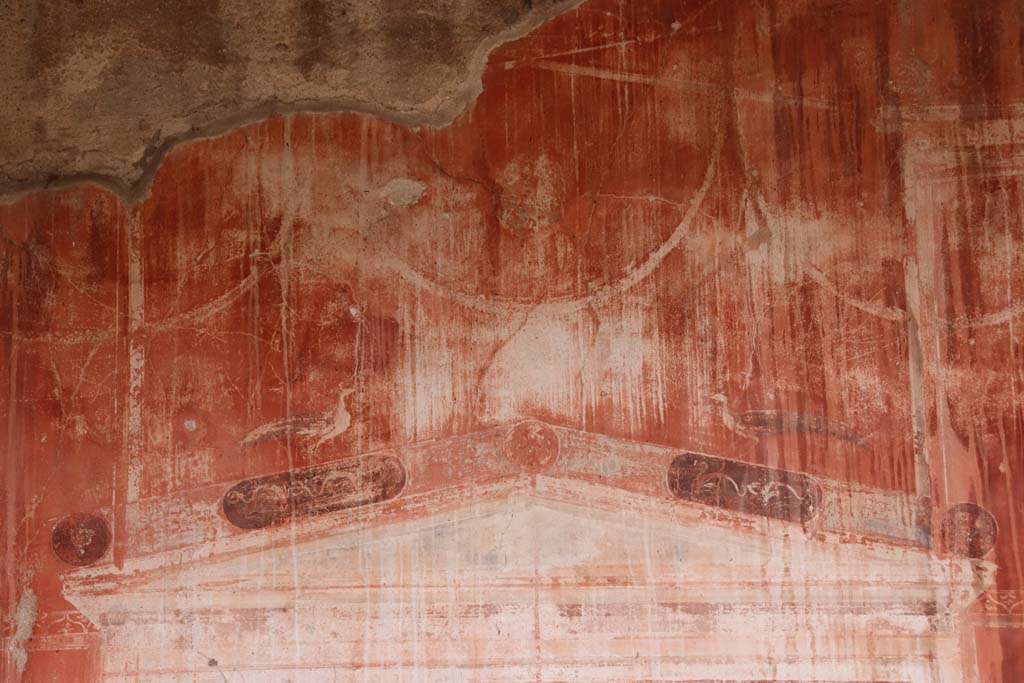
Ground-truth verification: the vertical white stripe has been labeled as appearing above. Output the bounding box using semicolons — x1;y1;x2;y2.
126;208;145;502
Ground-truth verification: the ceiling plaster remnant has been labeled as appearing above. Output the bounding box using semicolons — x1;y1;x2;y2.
0;0;582;204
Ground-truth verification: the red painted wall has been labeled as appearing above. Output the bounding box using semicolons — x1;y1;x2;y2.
3;0;1023;680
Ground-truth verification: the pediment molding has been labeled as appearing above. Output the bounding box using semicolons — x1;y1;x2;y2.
57;422;992;683
66;478;987;621
65;423;988;596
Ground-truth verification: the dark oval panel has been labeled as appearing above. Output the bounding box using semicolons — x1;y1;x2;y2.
51;513;112;566
223;454;407;529
667;452;822;524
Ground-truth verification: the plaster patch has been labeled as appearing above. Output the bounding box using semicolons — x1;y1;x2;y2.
8;588;38;673
381;178;427;207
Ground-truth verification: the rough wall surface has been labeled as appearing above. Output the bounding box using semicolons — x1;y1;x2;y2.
0;0;579;199
1;0;1023;681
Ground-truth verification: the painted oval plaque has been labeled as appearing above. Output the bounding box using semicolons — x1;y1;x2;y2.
667;452;823;524
223;454;407;529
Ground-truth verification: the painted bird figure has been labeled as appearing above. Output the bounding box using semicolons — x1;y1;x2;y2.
706;393;870;449
241;385;356;451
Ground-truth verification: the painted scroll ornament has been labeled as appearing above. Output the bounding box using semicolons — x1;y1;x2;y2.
223;454;406;529
667;452;823;524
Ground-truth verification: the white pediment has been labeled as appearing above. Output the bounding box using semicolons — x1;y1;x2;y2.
66;479;983;616
57;425;993;682
62;476;990;683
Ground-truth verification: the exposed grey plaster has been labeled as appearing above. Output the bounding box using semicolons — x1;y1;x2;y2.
0;0;582;204
7;588;37;673
381;177;428;207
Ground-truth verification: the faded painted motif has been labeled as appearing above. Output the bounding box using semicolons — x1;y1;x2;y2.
2;0;1024;681
222;454;406;529
667;452;823;525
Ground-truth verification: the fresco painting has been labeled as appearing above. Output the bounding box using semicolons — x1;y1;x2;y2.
2;0;1023;680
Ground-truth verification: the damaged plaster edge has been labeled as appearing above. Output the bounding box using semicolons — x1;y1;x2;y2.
0;0;584;208
6;587;37;673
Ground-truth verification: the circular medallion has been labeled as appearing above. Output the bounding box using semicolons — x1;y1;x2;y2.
942;502;997;559
503;421;560;474
51;513;112;566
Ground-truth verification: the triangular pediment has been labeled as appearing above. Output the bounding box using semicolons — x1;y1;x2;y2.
156;490;932;584
65;479;981;622
60;444;992;683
